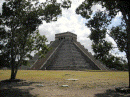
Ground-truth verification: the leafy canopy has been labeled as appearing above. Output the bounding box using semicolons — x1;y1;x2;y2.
0;0;72;79
76;0;129;70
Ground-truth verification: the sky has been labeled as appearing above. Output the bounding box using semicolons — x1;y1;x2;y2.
0;0;126;60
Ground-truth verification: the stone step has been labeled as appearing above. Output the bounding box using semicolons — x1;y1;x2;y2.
47;65;92;70
46;40;92;70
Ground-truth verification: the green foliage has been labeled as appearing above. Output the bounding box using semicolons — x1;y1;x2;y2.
76;0;129;70
102;55;127;70
61;0;72;9
0;20;10;68
87;11;110;44
43;2;62;23
42;0;72;23
0;52;10;68
110;26;127;52
76;0;93;19
92;41;112;60
86;11;111;29
32;31;49;58
0;0;72;79
76;0;129;20
89;29;106;44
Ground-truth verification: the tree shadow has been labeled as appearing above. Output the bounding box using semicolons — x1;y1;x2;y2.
95;89;130;97
0;79;40;97
0;88;36;97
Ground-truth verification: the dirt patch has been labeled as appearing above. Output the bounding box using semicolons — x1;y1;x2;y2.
0;80;130;97
0;70;129;96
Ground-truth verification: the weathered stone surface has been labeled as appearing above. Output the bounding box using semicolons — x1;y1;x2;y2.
30;32;108;70
61;85;69;87
47;40;93;70
36;84;45;87
67;79;79;81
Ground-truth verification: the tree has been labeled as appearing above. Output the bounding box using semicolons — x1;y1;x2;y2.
86;11;126;70
0;0;71;80
76;0;130;87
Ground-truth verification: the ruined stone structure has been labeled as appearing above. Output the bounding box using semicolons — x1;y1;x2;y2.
30;32;108;70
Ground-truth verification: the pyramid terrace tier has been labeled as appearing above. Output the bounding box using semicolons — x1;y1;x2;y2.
30;32;108;70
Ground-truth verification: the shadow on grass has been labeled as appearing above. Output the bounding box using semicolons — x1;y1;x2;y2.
0;79;39;97
95;89;130;97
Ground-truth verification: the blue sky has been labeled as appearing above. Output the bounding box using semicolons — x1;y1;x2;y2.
0;0;126;60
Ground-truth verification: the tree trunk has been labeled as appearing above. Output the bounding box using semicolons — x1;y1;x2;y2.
11;69;18;80
126;14;130;88
128;22;130;88
128;35;130;88
10;63;19;80
10;58;17;80
11;70;16;80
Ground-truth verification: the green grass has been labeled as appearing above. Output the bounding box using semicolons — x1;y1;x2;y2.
0;70;129;88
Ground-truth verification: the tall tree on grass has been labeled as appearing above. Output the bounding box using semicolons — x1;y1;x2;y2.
0;0;71;80
76;0;130;87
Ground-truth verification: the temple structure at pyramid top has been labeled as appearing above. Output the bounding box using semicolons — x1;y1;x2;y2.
30;32;108;70
55;32;77;41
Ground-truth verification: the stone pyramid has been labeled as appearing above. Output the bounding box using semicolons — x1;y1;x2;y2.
30;32;108;70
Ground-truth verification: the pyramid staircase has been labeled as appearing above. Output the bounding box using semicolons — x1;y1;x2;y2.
30;39;107;70
47;40;93;70
30;40;62;70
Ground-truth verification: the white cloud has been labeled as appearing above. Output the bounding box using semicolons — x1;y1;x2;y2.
38;0;125;58
91;4;106;12
38;0;96;55
0;0;126;59
0;0;5;13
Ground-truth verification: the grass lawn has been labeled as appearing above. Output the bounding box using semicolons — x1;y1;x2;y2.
0;70;129;97
0;70;128;88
